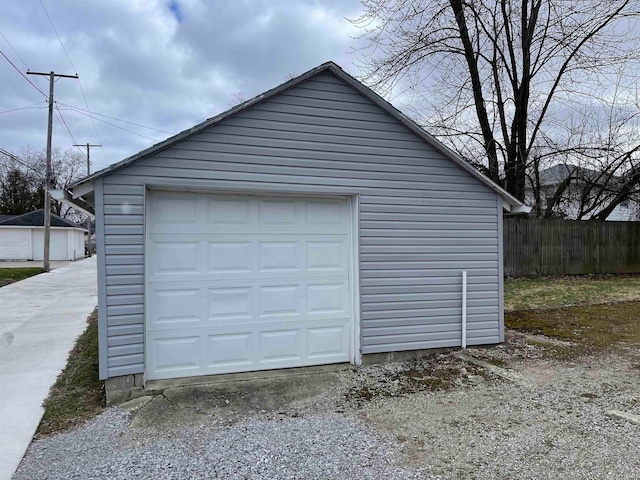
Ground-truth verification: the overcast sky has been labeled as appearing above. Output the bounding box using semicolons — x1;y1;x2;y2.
0;0;364;172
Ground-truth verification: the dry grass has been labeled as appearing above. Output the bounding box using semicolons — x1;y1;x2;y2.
37;309;105;437
504;274;640;311
505;301;640;359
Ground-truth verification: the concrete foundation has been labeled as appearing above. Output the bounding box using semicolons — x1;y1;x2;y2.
105;348;459;406
105;364;353;406
105;373;145;405
361;347;453;365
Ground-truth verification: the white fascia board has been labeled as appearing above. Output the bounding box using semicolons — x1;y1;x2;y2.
502;199;532;214
510;204;532;214
71;181;94;199
50;189;95;219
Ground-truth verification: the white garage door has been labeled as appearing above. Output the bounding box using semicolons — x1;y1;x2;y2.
0;229;30;260
145;191;354;380
33;229;70;261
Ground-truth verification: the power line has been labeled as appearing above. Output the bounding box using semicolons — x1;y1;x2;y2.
0;49;48;98
0;148;44;178
39;0;106;163
0;29;49;99
77;80;105;161
61;107;162;142
58;102;174;134
39;0;76;73
0;101;48;115
54;105;82;149
0;30;29;70
27;70;78;272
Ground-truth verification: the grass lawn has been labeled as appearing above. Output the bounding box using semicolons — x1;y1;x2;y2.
0;267;43;287
504;274;640;358
506;301;640;357
504;274;640;311
37;309;105;437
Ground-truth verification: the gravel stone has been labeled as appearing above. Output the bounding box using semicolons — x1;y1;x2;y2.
14;334;640;479
14;410;428;479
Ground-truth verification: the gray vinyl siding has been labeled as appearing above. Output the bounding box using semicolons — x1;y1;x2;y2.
98;71;501;378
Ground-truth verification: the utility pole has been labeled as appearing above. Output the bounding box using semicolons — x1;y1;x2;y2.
73;143;101;257
27;70;78;272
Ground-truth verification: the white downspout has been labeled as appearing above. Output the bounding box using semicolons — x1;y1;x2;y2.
462;270;467;349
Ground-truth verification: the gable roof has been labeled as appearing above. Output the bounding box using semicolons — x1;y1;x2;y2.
0;209;83;228
0;214;17;223
68;61;527;212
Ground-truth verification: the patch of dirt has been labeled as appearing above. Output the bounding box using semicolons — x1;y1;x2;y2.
344;353;496;406
505;301;640;360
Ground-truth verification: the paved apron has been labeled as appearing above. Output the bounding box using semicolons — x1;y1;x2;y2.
0;257;97;480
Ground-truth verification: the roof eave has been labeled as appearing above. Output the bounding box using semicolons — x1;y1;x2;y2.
322;65;528;211
50;189;95;219
68;62;340;190
68;61;529;212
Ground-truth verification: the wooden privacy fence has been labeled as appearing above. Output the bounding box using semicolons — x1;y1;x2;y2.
503;217;640;276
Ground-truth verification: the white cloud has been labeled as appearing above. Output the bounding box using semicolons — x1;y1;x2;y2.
0;0;363;172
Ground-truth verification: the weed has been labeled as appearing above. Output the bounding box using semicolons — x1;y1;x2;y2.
37;309;105;437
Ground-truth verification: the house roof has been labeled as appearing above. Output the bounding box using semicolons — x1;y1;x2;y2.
537;163;625;189
68;61;527;212
0;209;83;228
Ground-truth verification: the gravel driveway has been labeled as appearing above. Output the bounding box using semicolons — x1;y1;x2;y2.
14;333;640;480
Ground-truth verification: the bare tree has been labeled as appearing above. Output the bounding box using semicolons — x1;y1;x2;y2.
351;0;640;217
0;147;87;222
228;91;247;107
524;71;640;219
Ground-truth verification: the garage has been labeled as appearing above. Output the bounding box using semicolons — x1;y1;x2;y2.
145;191;355;380
61;61;528;393
0;209;86;261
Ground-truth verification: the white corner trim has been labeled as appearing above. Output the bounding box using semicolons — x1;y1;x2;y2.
350;194;362;366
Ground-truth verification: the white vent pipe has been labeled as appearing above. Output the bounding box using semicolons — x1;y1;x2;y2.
462;270;467;349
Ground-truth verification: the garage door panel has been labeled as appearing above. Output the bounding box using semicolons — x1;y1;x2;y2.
148;318;351;379
209;241;253;273
148;241;202;277
258;285;303;319
148;191;203;234
206;332;254;368
308;324;350;360
208;287;253;321
208;197;252;225
258;198;301;226
307;240;348;272
258;241;302;272
149;288;203;329
259;329;303;363
307;281;349;316
146;191;353;380
306;199;348;228
150;335;201;376
149;236;349;284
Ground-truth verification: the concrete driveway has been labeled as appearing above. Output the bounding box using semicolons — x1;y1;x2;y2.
0;257;97;480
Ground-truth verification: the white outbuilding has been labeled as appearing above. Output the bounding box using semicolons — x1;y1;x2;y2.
60;62;529;394
0;209;86;261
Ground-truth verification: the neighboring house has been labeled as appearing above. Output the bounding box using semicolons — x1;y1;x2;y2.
59;62;527;394
0;209;86;261
525;163;639;221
